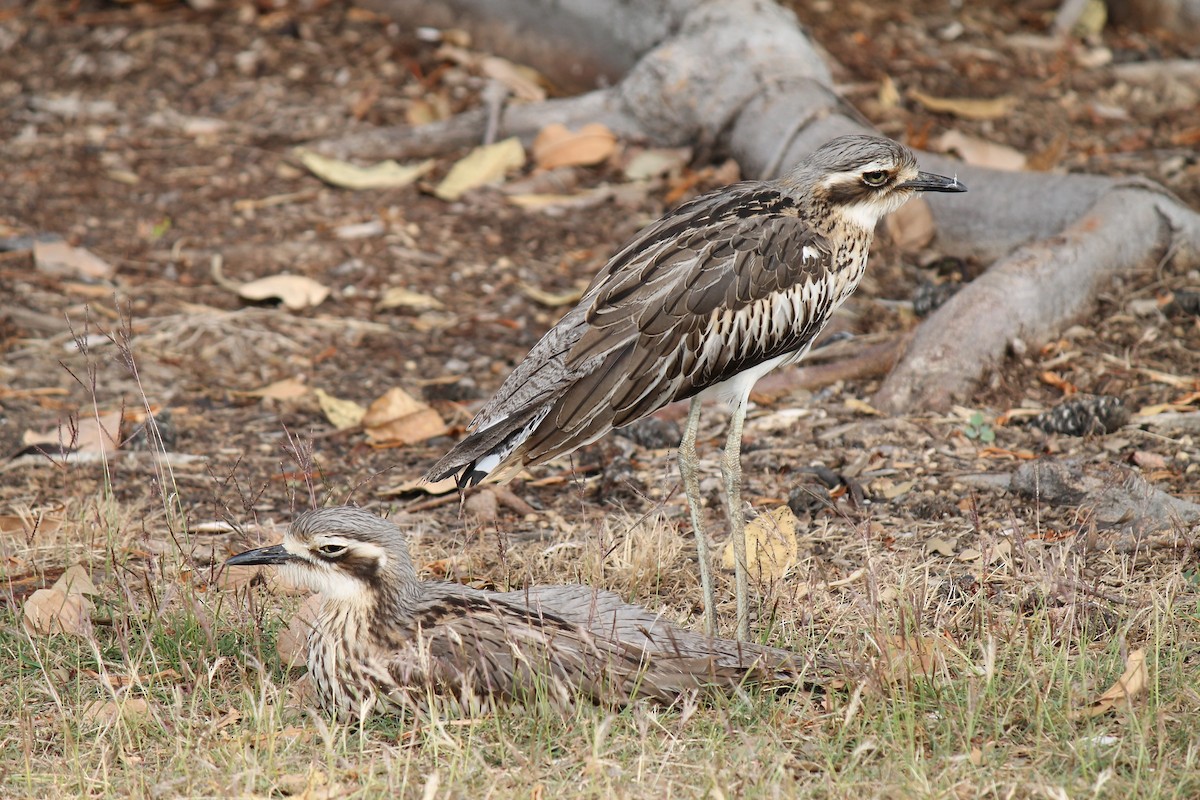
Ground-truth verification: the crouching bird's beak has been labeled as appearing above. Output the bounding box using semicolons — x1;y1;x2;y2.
225;543;296;567
899;171;967;193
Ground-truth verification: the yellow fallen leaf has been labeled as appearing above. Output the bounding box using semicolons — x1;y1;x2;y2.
908;89;1017;121
313;389;365;430
236;274;330;311
22;588;93;637
434;137;526;201
845;398;884;416
382;476;459;496
296;148;435;190
532;122;617;170
1071;649;1148;719
721;505;799;582
520;282;587;307
378;287;445;311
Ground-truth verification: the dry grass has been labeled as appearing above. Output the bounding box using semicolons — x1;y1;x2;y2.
3;452;1199;799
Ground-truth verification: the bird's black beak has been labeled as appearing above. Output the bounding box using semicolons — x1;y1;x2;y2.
899;171;966;193
225;543;297;567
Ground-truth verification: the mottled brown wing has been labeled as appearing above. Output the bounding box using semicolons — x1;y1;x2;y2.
382;593;666;709
523;189;833;456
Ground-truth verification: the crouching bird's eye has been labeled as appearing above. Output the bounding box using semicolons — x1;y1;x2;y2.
318;544;348;558
861;170;889;187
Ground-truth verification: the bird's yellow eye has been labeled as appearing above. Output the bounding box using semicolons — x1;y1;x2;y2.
318;543;348;558
861;170;889;187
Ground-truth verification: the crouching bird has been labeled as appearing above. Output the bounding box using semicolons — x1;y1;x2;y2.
424;134;965;640
225;506;827;720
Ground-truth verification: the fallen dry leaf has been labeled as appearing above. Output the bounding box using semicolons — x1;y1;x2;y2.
236;274;330;311
81;698;151;727
1071;649;1148;719
383;475;459;496
877;635;949;683
234;377;309;401
721;505;798;582
22;409;122;455
363;387;448;446
33;240;115;280
623;147;691;181
479;55;547;102
296;148;435;190
532;122;617;170
933;130;1026;171
885;196;935;252
313;388;366;430
908;89;1017;121
434;137;526;201
926;536;958;557
378;286;445;312
53;564;98;596
22;587;93;637
277;595;321;669
845;398;884;416
520;282;587;307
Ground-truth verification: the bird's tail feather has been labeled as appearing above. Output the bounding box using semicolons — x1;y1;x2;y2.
423;404;552;486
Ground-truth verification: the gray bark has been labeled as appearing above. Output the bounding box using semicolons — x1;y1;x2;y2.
342;0;1200;413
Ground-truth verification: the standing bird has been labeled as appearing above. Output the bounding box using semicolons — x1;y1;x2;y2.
425;135;966;640
225;506;824;720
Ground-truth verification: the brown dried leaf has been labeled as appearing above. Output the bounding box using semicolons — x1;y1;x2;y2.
1071;649;1148;719
884;197;935;252
277;595;321;669
237;274;330;311
721;505;798;582
52;564;98;596
22;588;93;637
81;698;151;727
908;89;1017;121
933;131;1026;171
234;377;309;401
434;137;526;201
33;240;115;280
363;387;448;446
926;536;958;557
532;123;617;170
479;55;547;102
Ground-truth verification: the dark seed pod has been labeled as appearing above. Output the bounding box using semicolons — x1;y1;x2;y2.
1027;394;1129;436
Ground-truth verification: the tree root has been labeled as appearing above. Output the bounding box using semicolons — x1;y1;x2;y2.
339;0;1200;412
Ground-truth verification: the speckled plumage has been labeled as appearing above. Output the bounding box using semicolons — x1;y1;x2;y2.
425;135;965;639
226;507;825;720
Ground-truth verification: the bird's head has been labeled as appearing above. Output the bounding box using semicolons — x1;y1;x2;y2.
786;134;965;230
225;507;418;605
